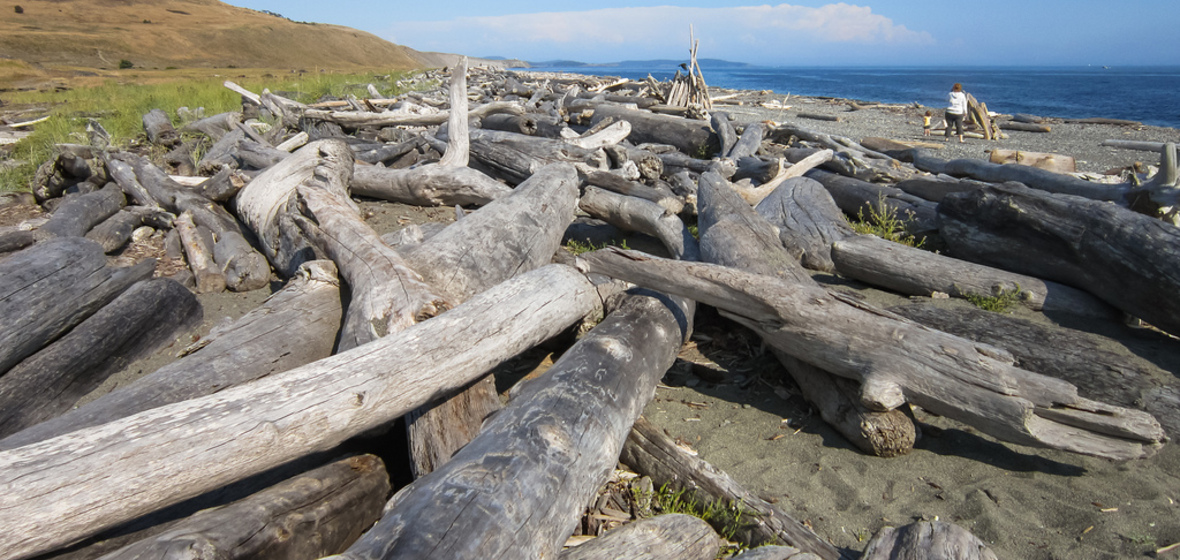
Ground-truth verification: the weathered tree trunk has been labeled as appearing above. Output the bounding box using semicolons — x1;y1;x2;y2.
175;211;226;294
0;278;201;438
712;112;738;158
831;234;1117;318
989;149;1075;173
0;264;600;560
350;165;511;207
481;113;539;135
581;247;1165;460
182;111;240;141
558;514;720;560
142;108;180;147
85;206;172;253
938;183;1180;337
620;416;846;560
303;101;523;129
603;144;664;182
727;545;817;560
589;105;718;157
97;455;390;560
893;176;982;203
696;171;916;457
0;237;154;376
911;150;1129;202
583;170;683;214
998;121;1052;133
0;260;342;450
728;122;766;160
329;290;688;560
33;183;125;242
754;176;854;273
889;301;1180;435
804;169;939;235
861;521;997;560
233;139;356;277
293;183;450;350
466;129;605;185
578;186;699;261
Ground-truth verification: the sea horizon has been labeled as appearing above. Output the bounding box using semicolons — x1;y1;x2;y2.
512;62;1180;129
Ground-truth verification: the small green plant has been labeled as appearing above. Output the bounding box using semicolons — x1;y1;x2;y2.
1126;533;1156;547
848;195;924;248
118;59;133;69
564;238;630;255
963;284;1023;313
647;484;748;545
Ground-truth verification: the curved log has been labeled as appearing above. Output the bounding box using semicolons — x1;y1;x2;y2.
578;186;698;261
559;515;720;560
350;165;511;207
754;176;854;273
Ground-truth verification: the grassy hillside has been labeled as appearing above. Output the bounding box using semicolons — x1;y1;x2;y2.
1;0;427;72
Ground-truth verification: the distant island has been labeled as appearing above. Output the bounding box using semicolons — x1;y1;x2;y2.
488;58;753;70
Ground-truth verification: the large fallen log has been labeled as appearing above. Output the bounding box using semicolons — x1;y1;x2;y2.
0;260;343;450
754;176;854;273
97;455;390;560
620;416;845;560
578;186;699;261
889;301;1180;435
351;164;512;207
696;171;916;458
142;108;180;147
85;205;173;253
0;264;600;560
558;514;720;560
466;129;606;185
330;289;688;560
937;183;1180;337
0;278;201;439
804;169;939;235
0;237;154;376
830;234;1116;318
589;104;717;158
580;248;1165;460
33;183;125;242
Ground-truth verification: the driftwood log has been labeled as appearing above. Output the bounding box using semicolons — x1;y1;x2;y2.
85;205;173;253
804;169;939;235
142;108;180;147
754;176;854;273
697;171;916;457
861;521;997;560
558;514;720;560
96;455;390;560
33;183;125;242
175;211;226;294
581;247;1165;460
329;290;689;560
938;183;1180;336
890;301;1180;435
589;104;717;157
620;416;845;560
0;237;154;376
830;234;1116;318
0;278;201;439
0;260;342;450
0;264;600;560
578;186;699;261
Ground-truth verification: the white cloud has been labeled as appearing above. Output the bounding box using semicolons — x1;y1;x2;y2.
385;3;933;63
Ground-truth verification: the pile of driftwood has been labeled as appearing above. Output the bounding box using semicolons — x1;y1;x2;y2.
1;59;1178;560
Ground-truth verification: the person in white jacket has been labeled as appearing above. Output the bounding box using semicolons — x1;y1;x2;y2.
945;83;967;143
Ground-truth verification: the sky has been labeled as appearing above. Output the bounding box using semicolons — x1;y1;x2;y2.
224;1;1180;67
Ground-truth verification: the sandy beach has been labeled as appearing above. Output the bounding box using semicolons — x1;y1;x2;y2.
17;83;1179;560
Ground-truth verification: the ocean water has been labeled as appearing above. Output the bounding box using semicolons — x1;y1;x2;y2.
520;64;1180;129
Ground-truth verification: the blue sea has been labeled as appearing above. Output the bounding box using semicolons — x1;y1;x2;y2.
519;64;1180;129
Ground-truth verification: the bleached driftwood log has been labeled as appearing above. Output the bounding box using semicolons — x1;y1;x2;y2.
558;515;720;560
754;176;854;273
0;278;201;439
578;186;699;261
696;171;916;457
0;237;153;376
589;104;717;157
94;455;390;560
620;416;844;560
831;234;1116;318
938;183;1180;336
328;290;688;560
0;260;342;451
175;211;225;294
0;264;600;560
580;247;1166;460
33;183;125;242
805;169;939;235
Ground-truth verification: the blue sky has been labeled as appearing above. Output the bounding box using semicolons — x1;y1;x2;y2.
225;1;1180;67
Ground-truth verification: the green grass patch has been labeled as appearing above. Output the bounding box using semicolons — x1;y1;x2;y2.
963;285;1023;313
564;238;631;255
848;195;925;248
637;484;751;554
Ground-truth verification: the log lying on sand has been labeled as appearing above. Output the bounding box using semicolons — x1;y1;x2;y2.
466;129;606;185
989;149;1075;173
804;169;939;235
329;290;688;560
351;164;512;207
621;417;846;560
558;514;720;560
33;183;125;242
580;247;1166;460
830;234;1117;319
97;454;390;560
578;186;699;261
0;278;201;439
696;171;916;458
938;183;1180;337
589;104;717;157
861;521;997;560
0;264;600;560
86;205;173;253
754;176;854;273
0;260;342;450
889;302;1180;436
0;237;154;376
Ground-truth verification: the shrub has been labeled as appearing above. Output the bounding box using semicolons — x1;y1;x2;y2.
14;5;23;14
118;59;133;69
848;195;925;248
963;285;1023;313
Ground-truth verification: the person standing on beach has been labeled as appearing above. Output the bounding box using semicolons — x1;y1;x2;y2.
922;110;932;136
945;83;967;142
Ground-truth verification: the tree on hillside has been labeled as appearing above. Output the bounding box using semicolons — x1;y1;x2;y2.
15;5;24;14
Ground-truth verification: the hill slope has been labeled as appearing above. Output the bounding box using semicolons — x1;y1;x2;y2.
1;0;428;70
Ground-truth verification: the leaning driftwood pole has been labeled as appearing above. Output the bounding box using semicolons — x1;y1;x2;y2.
0;264;600;560
329;290;689;560
581;248;1165;460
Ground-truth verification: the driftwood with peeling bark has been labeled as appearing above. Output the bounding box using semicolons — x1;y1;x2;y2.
559;515;720;560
